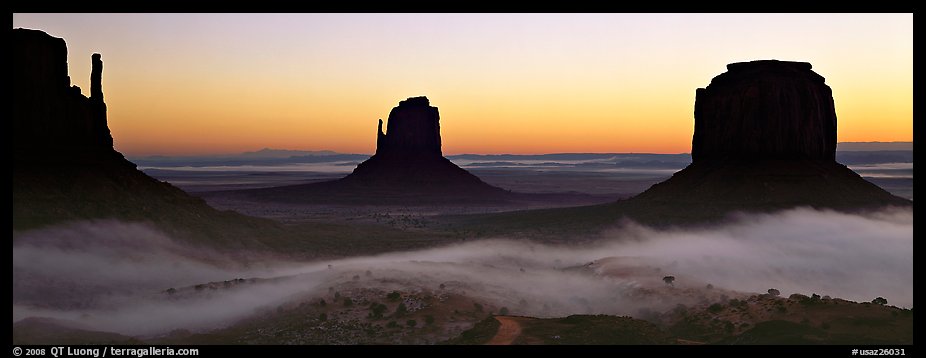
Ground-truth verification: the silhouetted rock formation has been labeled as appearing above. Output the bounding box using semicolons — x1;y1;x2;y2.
692;60;836;162
14;28;112;155
234;96;511;204
375;96;441;156
631;60;910;220
460;60;911;234
343;96;500;190
12;28;290;250
633;60;911;220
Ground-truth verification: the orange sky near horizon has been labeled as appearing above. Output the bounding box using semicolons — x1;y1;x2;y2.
12;13;913;156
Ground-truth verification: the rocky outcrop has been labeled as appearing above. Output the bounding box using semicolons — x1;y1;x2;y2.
236;96;511;204
374;96;442;157
692;60;837;162
13;28;291;250
13;28;113;157
462;60;911;234
632;60;910;219
345;96;489;186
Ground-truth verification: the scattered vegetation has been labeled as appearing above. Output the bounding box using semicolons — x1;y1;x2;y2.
386;291;401;301
394;303;408;317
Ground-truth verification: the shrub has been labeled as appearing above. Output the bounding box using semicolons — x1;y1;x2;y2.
425;315;435;325
473;303;484;312
395;302;408;317
319;299;327;307
406;319;417;328
369;303;388;319
319;313;327;321
706;284;713;290
387;291;401;301
708;303;724;313
663;276;676;286
872;297;888;305
767;288;780;296
387;321;397;328
343;298;353;307
499;307;509;315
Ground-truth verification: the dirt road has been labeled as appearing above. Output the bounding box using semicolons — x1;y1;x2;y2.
486;316;522;345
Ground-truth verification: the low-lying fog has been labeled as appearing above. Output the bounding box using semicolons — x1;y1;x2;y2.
12;207;912;336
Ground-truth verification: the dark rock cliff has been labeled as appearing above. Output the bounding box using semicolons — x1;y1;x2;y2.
629;60;910;222
692;60;837;162
12;28;289;250
237;96;511;204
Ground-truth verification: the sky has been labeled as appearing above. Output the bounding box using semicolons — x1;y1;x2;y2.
12;13;913;156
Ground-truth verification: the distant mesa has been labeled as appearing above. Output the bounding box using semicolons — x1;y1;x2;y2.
474;59;912;232
692;60;836;162
631;59;911;216
235;96;512;204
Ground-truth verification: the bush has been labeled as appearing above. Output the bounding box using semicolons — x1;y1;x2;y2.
343;298;353;307
425;315;435;325
499;307;509;315
395;302;408;317
473;303;484;312
387;291;401;301
663;276;676;286
319;299;327;307
319;313;327;321
872;297;888;305
767;288;780;296
369;303;388;319
706;284;713;290
708;303;724;313
387;321;397;328
406;319;417;328
439;283;446;290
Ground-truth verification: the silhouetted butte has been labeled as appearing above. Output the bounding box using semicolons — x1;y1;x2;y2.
236;96;512;204
462;60;911;233
12;28;289;249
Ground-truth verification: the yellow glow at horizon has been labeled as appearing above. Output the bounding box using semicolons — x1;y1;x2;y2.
13;13;912;156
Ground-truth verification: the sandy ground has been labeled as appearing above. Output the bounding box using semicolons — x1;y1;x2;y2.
486;316;522;345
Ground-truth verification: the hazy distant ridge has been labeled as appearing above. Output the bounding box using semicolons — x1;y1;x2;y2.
130;142;911;168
